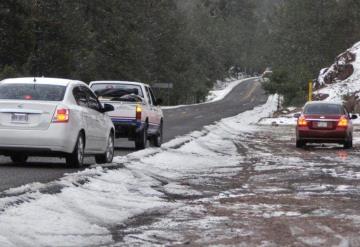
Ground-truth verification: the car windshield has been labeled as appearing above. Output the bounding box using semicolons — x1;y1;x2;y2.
0;83;66;101
304;104;343;115
91;84;144;99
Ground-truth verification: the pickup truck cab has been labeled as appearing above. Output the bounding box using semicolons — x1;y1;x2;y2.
89;81;163;149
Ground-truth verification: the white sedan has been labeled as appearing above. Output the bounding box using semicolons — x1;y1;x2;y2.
0;77;115;167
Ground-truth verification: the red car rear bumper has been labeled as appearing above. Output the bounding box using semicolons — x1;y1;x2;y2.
297;126;349;143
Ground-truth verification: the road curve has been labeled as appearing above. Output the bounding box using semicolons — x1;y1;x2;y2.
0;78;267;191
163;78;267;142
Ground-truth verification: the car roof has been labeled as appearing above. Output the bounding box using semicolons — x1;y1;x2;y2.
304;101;343;106
90;80;149;87
0;77;86;87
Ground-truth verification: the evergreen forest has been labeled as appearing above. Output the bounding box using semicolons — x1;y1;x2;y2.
1;0;360;105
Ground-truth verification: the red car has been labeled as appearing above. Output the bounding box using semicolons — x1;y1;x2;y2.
295;102;357;149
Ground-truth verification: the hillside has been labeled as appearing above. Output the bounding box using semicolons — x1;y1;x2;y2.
315;42;360;113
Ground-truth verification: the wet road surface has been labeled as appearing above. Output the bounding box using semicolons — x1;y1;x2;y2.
112;126;360;246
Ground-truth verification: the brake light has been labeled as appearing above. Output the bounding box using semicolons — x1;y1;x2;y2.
53;108;69;123
297;115;308;127
337;116;348;127
136;104;142;121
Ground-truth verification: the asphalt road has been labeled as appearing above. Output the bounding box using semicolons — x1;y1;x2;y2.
0;78;267;192
163;77;266;142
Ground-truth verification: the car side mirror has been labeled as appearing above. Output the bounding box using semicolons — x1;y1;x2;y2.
156;98;163;106
351;114;358;120
293;113;301;118
101;103;114;113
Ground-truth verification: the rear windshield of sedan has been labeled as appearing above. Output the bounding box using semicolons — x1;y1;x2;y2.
91;83;144;98
304;104;344;115
0;84;66;101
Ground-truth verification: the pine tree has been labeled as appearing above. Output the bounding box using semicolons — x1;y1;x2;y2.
0;0;32;75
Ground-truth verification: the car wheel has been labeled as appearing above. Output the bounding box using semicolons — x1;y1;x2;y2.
152;122;163;147
135;125;148;150
95;133;115;164
344;135;353;149
10;154;28;164
296;140;305;148
66;133;85;168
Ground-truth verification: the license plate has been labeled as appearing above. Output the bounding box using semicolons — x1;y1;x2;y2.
11;113;29;123
317;121;328;128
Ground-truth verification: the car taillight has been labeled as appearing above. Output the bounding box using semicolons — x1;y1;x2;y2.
53;108;69;123
136;104;142;121
337;116;348;127
297;115;308;127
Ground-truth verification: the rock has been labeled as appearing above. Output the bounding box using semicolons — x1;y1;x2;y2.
343;92;360;114
317;50;356;85
312;93;329;101
337;64;354;81
337;50;356;64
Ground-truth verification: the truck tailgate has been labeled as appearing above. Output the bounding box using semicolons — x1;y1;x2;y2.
104;101;137;122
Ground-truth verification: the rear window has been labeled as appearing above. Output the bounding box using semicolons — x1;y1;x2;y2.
0;84;66;101
91;83;144;98
304;104;344;115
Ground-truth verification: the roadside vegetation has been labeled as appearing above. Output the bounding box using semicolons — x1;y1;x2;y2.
1;0;360;105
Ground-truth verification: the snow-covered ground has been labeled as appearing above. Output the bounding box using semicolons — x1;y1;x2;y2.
161;76;253;110
0;95;278;247
258;115;297;126
205;76;250;102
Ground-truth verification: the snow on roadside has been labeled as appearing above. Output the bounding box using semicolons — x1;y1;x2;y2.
161;77;255;110
0;95;278;247
258;116;297;126
0;167;169;247
205;77;250;102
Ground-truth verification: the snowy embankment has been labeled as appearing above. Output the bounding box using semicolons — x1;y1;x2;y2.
161;76;254;110
317;41;360;102
0;96;278;247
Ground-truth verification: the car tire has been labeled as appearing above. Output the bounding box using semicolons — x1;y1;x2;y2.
152;122;163;147
10;154;28;164
95;133;115;164
66;133;85;168
296;140;305;148
135;125;148;150
344;135;353;149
